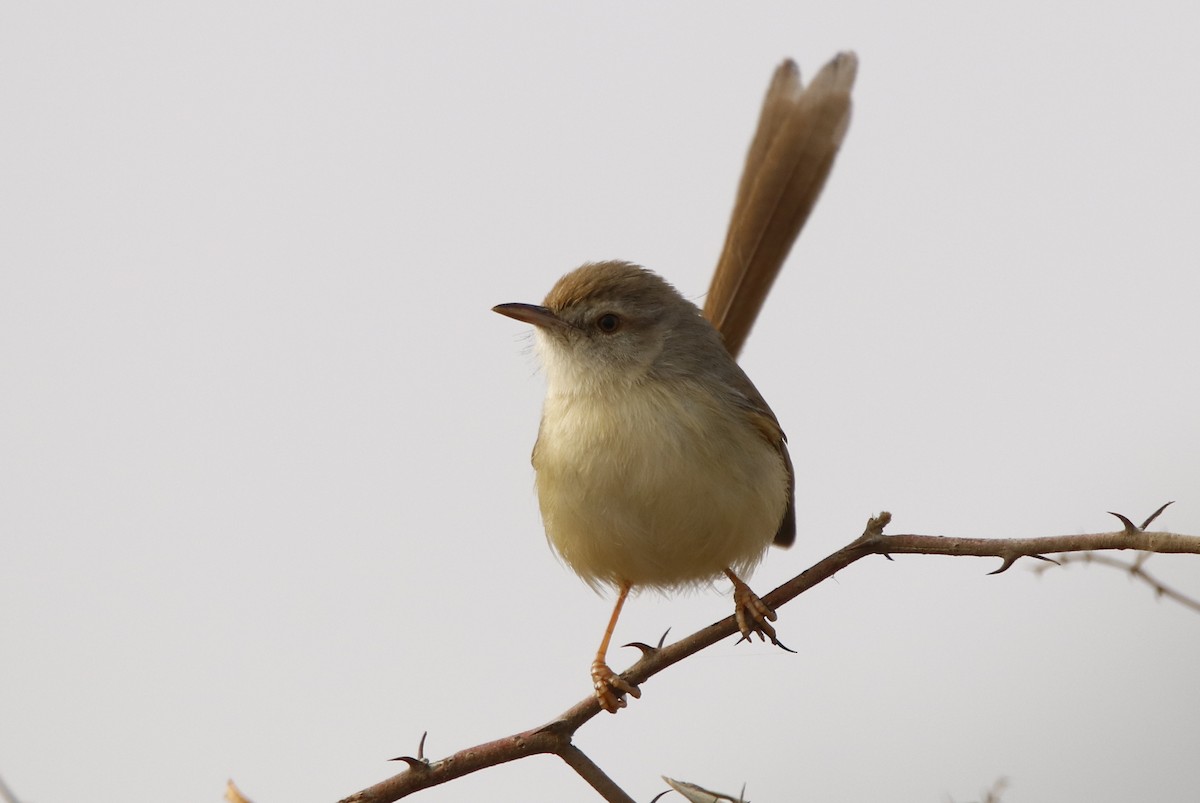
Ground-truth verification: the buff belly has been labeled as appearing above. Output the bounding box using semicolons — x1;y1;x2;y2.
532;384;789;591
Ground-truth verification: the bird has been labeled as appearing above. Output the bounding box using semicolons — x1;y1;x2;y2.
493;53;856;713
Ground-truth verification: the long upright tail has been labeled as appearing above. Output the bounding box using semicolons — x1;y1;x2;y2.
703;52;857;358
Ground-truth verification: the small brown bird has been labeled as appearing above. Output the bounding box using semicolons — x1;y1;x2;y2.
494;54;856;713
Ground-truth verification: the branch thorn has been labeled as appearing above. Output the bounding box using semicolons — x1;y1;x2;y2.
1107;511;1139;535
990;552;1058;574
988;555;1019;575
772;637;798;654
388;731;430;768
1141;501;1174;530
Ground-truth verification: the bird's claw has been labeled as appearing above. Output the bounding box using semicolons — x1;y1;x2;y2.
591;658;641;713
732;584;795;652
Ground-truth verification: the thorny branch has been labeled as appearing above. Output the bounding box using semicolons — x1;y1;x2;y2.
335;505;1200;803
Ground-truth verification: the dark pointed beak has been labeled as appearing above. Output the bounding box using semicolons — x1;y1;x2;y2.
492;303;574;331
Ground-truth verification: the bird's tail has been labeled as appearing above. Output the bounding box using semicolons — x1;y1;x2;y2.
704;52;857;358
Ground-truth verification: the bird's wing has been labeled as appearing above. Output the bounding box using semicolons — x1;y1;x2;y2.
728;372;796;549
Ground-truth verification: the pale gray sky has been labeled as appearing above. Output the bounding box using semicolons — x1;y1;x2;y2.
2;3;1199;802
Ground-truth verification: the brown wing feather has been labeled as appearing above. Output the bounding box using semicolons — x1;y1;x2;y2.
731;375;796;549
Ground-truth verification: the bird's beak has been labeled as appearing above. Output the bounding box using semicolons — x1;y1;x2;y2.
492;303;574;332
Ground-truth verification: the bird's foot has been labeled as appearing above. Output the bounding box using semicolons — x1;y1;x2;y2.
729;576;795;652
591;658;641;713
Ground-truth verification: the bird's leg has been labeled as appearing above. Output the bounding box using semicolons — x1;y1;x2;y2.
590;581;641;713
724;568;786;648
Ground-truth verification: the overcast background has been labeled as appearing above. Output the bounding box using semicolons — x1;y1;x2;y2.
3;3;1199;802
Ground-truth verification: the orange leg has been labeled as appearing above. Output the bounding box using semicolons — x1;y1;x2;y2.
590;581;642;713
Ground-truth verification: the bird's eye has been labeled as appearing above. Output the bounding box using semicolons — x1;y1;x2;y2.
596;313;621;333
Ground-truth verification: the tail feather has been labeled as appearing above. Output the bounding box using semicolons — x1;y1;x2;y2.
704;52;857;358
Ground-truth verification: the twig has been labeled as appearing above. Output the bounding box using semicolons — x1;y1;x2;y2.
1036;551;1200;613
0;773;21;803
559;744;638;803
